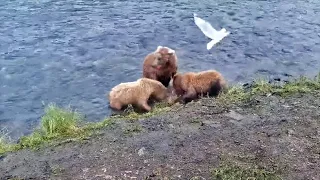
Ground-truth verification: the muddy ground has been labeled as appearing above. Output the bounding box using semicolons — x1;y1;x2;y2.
0;92;319;180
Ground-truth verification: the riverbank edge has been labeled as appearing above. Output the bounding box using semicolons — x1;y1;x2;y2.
1;73;319;157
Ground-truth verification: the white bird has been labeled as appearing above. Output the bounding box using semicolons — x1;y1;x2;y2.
193;13;230;50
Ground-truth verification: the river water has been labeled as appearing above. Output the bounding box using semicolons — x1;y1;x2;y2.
1;0;319;139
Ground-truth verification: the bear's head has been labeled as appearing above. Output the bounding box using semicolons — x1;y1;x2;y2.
155;46;176;63
150;81;169;101
150;52;165;68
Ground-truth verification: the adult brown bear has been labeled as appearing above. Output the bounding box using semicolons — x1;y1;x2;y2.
142;46;178;87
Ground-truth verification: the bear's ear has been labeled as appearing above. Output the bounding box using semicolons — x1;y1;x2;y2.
172;74;178;81
156;46;163;52
168;48;175;55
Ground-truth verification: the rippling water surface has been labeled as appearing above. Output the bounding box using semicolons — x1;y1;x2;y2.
1;0;320;139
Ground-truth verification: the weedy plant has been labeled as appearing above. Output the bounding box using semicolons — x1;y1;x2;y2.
211;163;282;180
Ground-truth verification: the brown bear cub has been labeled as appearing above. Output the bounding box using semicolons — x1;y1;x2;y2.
108;78;170;112
172;70;227;104
142;46;178;87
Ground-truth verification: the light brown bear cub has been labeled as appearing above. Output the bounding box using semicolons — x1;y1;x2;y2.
172;70;227;104
108;78;169;112
142;46;178;87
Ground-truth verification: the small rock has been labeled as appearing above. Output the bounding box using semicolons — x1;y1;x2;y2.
190;176;206;180
138;147;146;156
242;83;250;87
280;119;287;123
203;120;221;128
229;120;242;127
168;124;175;129
288;129;294;136
105;175;114;179
147;173;156;178
292;101;300;105
282;105;291;108
100;148;108;153
283;73;292;77
234;140;241;145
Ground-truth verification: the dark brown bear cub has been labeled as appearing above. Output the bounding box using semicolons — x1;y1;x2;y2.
172;70;227;103
142;46;178;87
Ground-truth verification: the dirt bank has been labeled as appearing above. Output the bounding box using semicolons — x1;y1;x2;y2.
0;90;319;180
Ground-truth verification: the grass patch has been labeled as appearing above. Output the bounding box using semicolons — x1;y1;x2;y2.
41;103;82;136
0;128;16;155
82;118;115;131
251;73;320;97
113;102;171;120
217;73;320;105
211;163;282;180
0;104;114;154
51;164;65;176
0;101;170;155
251;78;275;95
0;136;13;155
123;124;143;136
217;85;250;105
17;103;85;150
274;75;320;96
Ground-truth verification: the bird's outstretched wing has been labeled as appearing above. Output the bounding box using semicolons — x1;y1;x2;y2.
207;38;221;50
193;13;218;40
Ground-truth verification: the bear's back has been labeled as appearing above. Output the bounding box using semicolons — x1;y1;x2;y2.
139;78;166;90
191;70;225;93
109;80;142;100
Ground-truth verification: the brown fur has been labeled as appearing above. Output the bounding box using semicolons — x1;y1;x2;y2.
172;70;227;103
142;46;178;87
108;78;169;112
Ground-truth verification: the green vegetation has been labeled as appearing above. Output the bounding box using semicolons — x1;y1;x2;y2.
211;163;282;180
0;73;319;155
0;136;13;155
190;119;201;124
217;73;320;105
123;124;143;136
0;128;15;155
17;103;87;150
217;85;250;105
252;74;320;96
51;164;65;176
0;102;170;155
116;102;171;120
41;104;82;136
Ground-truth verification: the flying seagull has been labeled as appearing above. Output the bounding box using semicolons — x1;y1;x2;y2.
193;13;230;50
